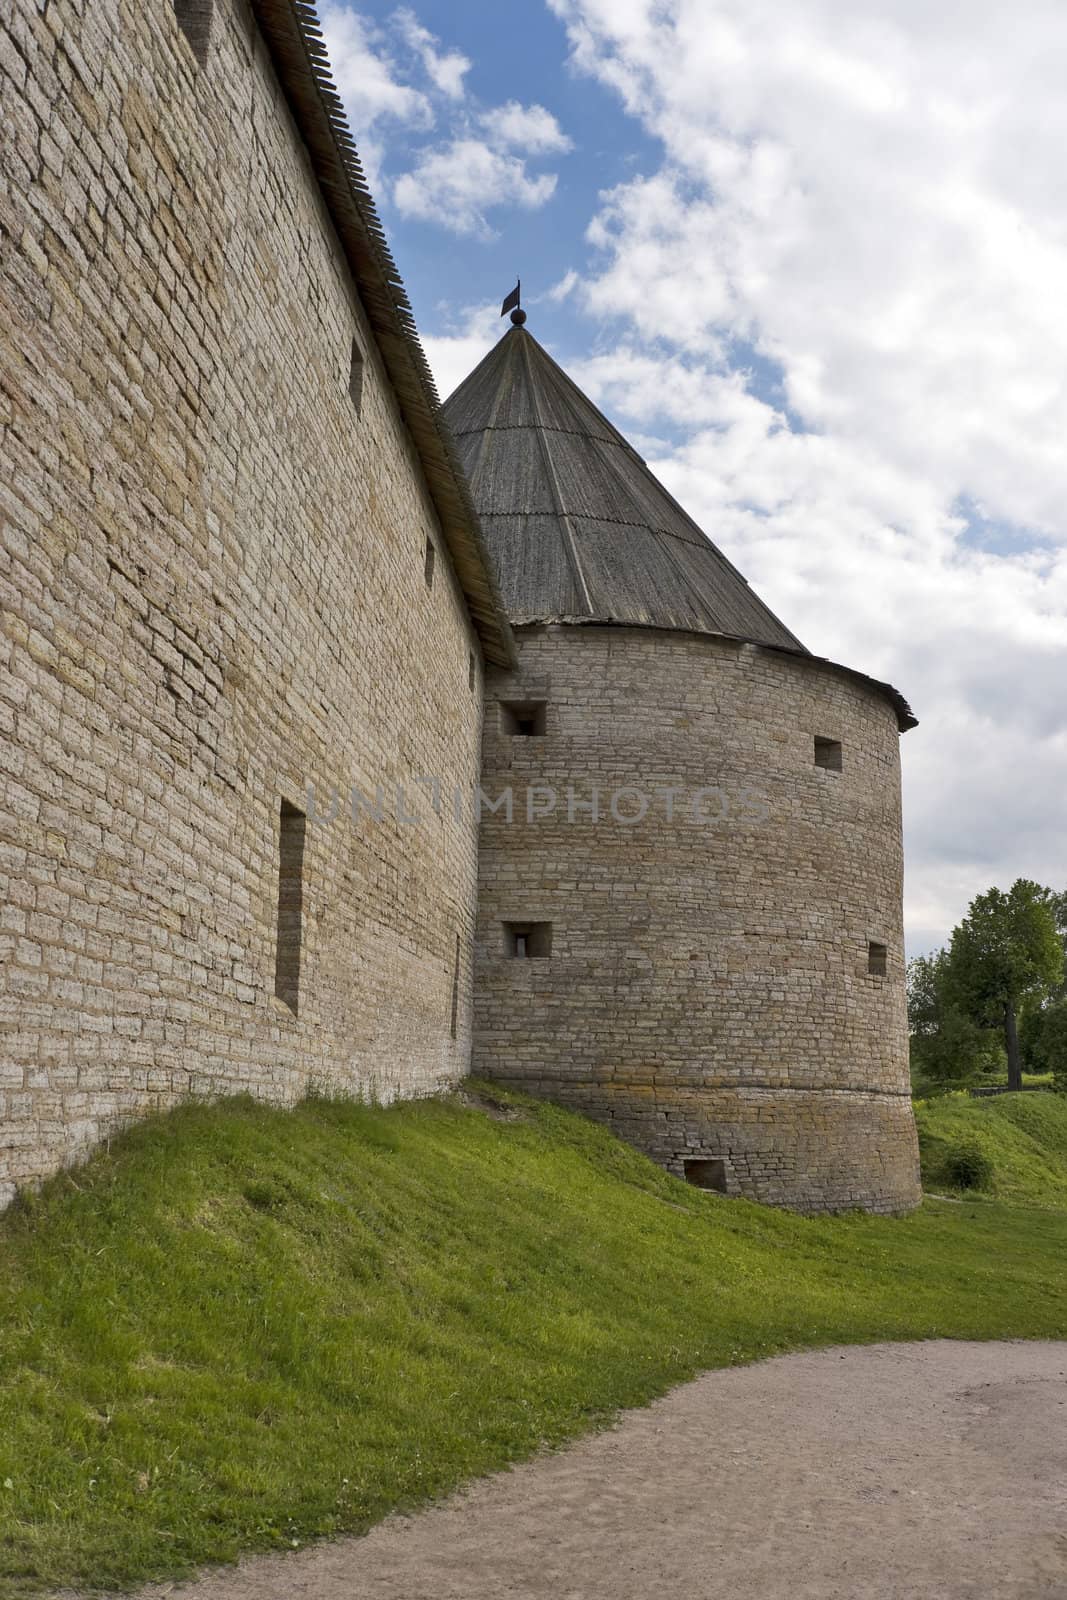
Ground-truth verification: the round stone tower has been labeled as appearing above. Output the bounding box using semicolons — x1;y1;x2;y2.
442;317;921;1214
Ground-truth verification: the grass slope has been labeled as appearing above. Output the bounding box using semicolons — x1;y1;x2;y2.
2;1087;1067;1595
916;1088;1067;1206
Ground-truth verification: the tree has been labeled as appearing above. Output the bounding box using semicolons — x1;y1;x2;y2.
906;951;944;1040
1021;995;1067;1088
907;950;1002;1090
944;880;1064;1093
1047;890;1067;950
1019;888;1067;1083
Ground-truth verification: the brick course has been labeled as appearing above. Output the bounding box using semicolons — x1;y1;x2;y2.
0;0;485;1204
474;626;921;1214
1;0;921;1218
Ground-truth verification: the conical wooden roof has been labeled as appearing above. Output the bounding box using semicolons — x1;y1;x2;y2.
442;323;807;652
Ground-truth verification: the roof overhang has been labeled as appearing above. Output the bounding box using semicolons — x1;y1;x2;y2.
511;619;917;732
762;642;917;732
249;0;515;669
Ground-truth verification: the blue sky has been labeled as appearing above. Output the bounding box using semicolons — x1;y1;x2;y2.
348;4;625;331
321;1;669;391
320;0;1067;955
325;2;795;437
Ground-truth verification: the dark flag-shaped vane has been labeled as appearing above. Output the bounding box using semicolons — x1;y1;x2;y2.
500;280;521;317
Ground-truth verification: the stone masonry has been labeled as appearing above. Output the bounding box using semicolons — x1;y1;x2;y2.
0;0;500;1206
1;0;921;1217
474;626;921;1214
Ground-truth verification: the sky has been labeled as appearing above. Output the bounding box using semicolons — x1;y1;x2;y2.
319;0;1067;956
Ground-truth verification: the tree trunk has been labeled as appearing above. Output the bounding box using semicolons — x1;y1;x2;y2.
1005;1000;1023;1093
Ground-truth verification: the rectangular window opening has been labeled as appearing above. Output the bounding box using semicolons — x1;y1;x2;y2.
468;651;476;692
684;1158;728;1193
174;0;213;65
274;800;306;1015
503;921;552;959
814;736;843;772
500;700;546;737
868;941;888;977
348;338;364;415
424;538;436;588
450;935;460;1040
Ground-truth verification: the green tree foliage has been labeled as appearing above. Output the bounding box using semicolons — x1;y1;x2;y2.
906;951;944;1040
1021;996;1067;1090
1019;890;1067;1088
1047;890;1067;954
907;950;1001;1092
945;880;1064;1093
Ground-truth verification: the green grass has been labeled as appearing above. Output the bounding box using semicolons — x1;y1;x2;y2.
2;1087;1067;1596
916;1086;1067;1206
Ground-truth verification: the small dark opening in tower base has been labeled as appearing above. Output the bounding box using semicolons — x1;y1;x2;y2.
684;1158;728;1192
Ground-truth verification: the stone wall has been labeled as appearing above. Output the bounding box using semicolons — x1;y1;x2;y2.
0;0;486;1205
474;625;921;1214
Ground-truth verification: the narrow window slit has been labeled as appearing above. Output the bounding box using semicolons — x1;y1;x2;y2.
174;0;212;65
450;935;460;1040
868;941;887;977
814;736;843;772
274;800;306;1015
504;921;552;959
500;700;546;737
349;338;364;415
424;538;436;588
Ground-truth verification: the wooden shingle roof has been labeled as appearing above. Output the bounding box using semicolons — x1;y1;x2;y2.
444;324;806;649
444;324;916;729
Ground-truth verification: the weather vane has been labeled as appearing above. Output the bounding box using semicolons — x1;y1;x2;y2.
500;279;526;326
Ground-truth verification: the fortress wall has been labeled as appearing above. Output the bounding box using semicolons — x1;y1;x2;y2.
0;0;484;1205
474;625;921;1214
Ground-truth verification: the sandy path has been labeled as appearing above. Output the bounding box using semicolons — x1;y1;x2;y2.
107;1342;1067;1600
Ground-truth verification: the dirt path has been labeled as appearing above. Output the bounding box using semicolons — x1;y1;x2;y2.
110;1342;1067;1600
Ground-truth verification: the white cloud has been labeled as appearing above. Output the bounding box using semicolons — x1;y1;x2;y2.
392;97;572;237
546;268;580;302
394;140;559;237
320;6;433;131
319;4;434;187
394;8;471;99
319;11;571;236
423;303;502;400
480;101;573;154
548;0;1067;948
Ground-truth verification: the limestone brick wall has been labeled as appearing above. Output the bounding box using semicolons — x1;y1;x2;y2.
474;625;921;1214
0;0;485;1205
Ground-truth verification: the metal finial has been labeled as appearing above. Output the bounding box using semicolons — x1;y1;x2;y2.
510;307;527;326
